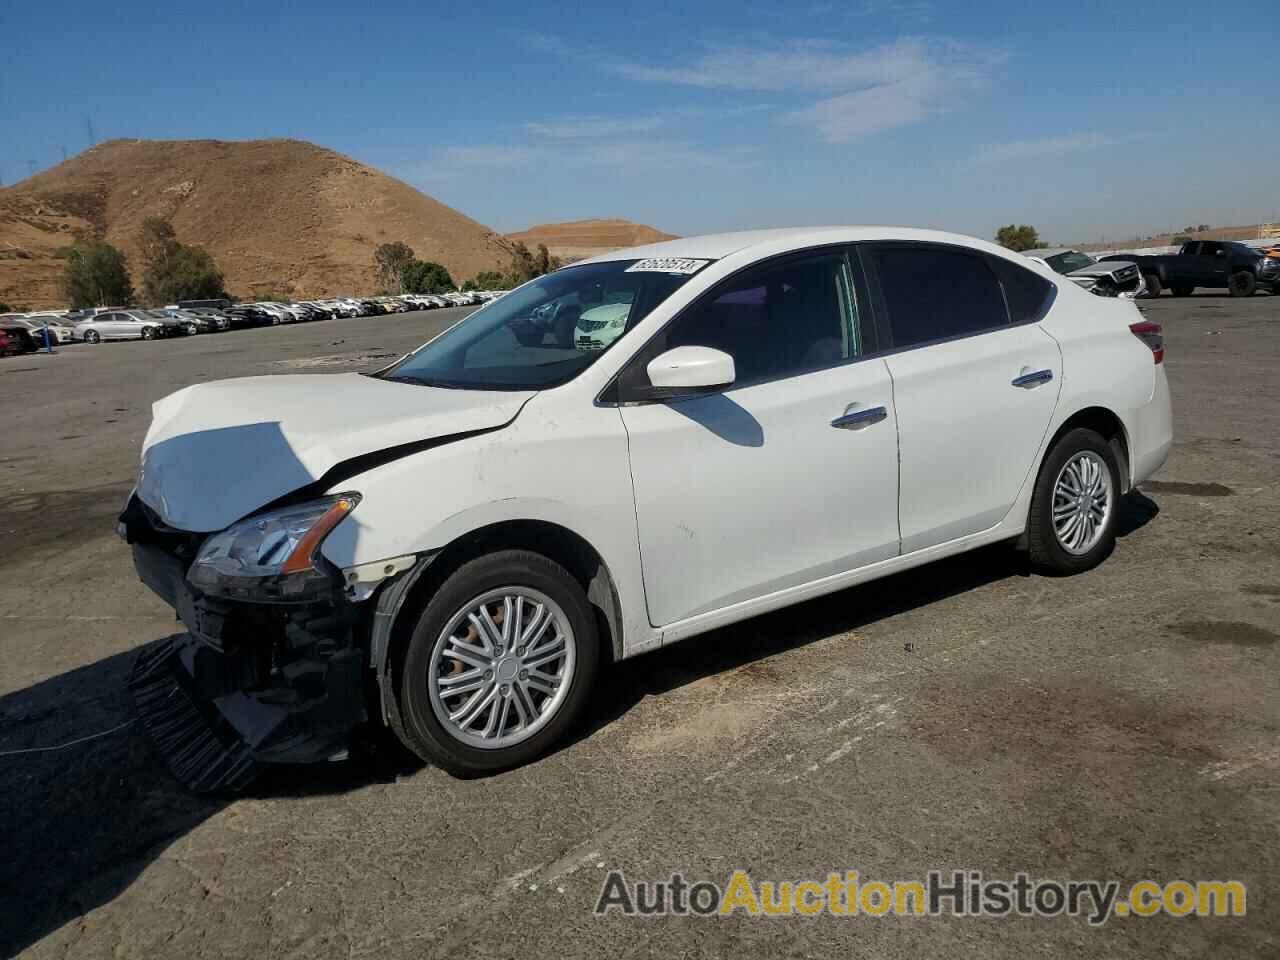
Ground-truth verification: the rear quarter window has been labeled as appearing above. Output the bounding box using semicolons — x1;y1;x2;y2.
987;255;1056;325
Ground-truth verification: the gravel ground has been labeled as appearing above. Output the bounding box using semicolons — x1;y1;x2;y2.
1;296;1277;958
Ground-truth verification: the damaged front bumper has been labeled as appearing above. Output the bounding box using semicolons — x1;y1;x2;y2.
1069;264;1145;298
123;499;394;792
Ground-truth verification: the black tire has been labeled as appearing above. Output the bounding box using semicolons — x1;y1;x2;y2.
1027;428;1121;575
1171;284;1194;297
1228;271;1256;298
390;550;599;775
141;327;155;340
1142;273;1162;298
84;330;100;344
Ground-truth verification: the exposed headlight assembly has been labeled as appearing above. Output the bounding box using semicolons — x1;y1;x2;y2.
187;494;360;602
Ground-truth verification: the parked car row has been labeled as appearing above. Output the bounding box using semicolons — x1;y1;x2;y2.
0;291;506;351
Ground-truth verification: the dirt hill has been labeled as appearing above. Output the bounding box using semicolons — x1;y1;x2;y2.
505;218;677;261
0;138;507;308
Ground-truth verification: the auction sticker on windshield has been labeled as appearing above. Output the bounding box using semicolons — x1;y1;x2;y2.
625;258;711;274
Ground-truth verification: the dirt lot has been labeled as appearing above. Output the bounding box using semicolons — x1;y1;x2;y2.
2;297;1278;958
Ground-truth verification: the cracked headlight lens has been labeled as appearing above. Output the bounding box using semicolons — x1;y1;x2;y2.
187;494;359;602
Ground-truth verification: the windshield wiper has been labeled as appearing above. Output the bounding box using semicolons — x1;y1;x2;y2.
381;374;449;387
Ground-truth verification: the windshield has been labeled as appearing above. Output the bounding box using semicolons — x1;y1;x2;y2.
1044;252;1096;274
378;258;707;390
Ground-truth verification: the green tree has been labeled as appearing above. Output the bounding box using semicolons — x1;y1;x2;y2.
400;259;455;294
139;216;179;267
136;217;226;304
501;240;562;286
62;240;134;308
374;241;415;293
143;245;228;305
0;302;11;313
995;224;1041;252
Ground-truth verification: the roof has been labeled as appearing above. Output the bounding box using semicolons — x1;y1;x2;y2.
1024;248;1081;258
579;226;1030;264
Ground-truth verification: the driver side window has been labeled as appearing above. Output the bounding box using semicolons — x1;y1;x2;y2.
632;249;863;390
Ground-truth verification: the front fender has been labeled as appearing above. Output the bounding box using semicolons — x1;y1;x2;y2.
317;396;652;655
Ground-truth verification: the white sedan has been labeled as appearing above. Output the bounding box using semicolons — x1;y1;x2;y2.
122;227;1172;790
10;315;75;345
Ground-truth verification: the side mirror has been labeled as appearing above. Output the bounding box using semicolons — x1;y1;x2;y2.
623;345;735;401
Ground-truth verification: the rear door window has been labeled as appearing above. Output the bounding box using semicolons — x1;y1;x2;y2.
868;244;1008;349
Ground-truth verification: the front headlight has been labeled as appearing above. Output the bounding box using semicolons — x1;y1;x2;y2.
187;494;359;602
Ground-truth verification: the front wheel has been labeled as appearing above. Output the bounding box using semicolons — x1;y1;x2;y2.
1142;273;1163;298
84;330;101;344
1026;428;1121;575
391;550;599;775
1228;271;1256;298
141;327;155;340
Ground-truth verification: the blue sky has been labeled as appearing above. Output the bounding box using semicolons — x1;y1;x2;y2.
3;0;1278;244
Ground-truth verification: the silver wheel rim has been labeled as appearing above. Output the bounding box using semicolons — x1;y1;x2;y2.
1052;451;1113;556
427;586;576;750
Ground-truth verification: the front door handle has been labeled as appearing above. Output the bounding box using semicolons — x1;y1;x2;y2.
1012;369;1054;388
831;406;887;430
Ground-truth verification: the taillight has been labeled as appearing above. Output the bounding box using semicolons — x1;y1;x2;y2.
1130;320;1164;364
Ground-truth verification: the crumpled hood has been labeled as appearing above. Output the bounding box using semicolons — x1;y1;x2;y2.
138;373;533;532
1068;259;1136;279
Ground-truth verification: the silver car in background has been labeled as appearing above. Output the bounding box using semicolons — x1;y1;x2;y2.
73;309;167;342
1025;248;1145;298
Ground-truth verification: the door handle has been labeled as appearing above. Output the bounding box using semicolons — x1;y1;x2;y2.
1011;369;1054;388
831;406;887;430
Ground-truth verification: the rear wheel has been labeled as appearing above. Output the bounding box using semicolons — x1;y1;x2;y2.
1027;428;1121;575
391;550;599;775
1228;271;1256;298
1171;284;1194;297
1142;273;1163;298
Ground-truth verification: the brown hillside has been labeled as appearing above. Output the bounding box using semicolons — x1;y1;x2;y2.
0;138;506;308
506;218;677;261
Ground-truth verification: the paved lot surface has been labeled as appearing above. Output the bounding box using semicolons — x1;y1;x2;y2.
1;297;1278;958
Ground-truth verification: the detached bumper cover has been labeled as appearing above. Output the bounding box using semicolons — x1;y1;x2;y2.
130;538;370;791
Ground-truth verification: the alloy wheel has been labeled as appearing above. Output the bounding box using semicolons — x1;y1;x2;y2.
1051;451;1113;555
427;587;576;750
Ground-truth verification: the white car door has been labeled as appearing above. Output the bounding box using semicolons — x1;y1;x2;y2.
863;242;1062;553
617;247;901;628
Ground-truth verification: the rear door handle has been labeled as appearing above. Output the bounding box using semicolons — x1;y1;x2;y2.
1012;369;1054;388
831;406;887;430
